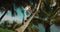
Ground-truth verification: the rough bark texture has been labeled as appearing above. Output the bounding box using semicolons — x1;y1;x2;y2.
15;0;41;32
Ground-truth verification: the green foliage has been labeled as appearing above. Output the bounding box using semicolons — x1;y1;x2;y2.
53;17;60;26
25;22;40;32
0;20;21;30
0;28;14;32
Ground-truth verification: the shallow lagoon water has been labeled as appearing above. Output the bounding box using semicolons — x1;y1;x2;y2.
0;7;58;32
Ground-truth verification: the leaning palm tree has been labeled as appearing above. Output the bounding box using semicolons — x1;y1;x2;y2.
15;0;42;32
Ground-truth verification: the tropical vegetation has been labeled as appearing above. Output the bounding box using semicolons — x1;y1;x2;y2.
0;0;60;32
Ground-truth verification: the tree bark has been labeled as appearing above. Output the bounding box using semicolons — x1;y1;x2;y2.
15;0;42;32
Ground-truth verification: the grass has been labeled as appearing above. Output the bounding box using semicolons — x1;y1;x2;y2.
0;28;14;32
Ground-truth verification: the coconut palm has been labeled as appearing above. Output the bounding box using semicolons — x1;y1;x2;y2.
0;0;60;32
39;0;60;32
8;0;60;32
15;0;41;32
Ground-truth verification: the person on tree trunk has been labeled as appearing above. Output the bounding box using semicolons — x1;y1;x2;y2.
22;4;32;24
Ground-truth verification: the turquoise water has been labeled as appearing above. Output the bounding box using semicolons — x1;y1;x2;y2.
0;5;57;32
0;5;31;24
33;24;45;32
0;6;45;32
0;8;24;24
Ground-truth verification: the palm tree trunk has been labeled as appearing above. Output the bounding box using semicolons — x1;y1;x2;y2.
15;0;42;32
45;6;60;32
0;9;8;21
45;20;50;32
